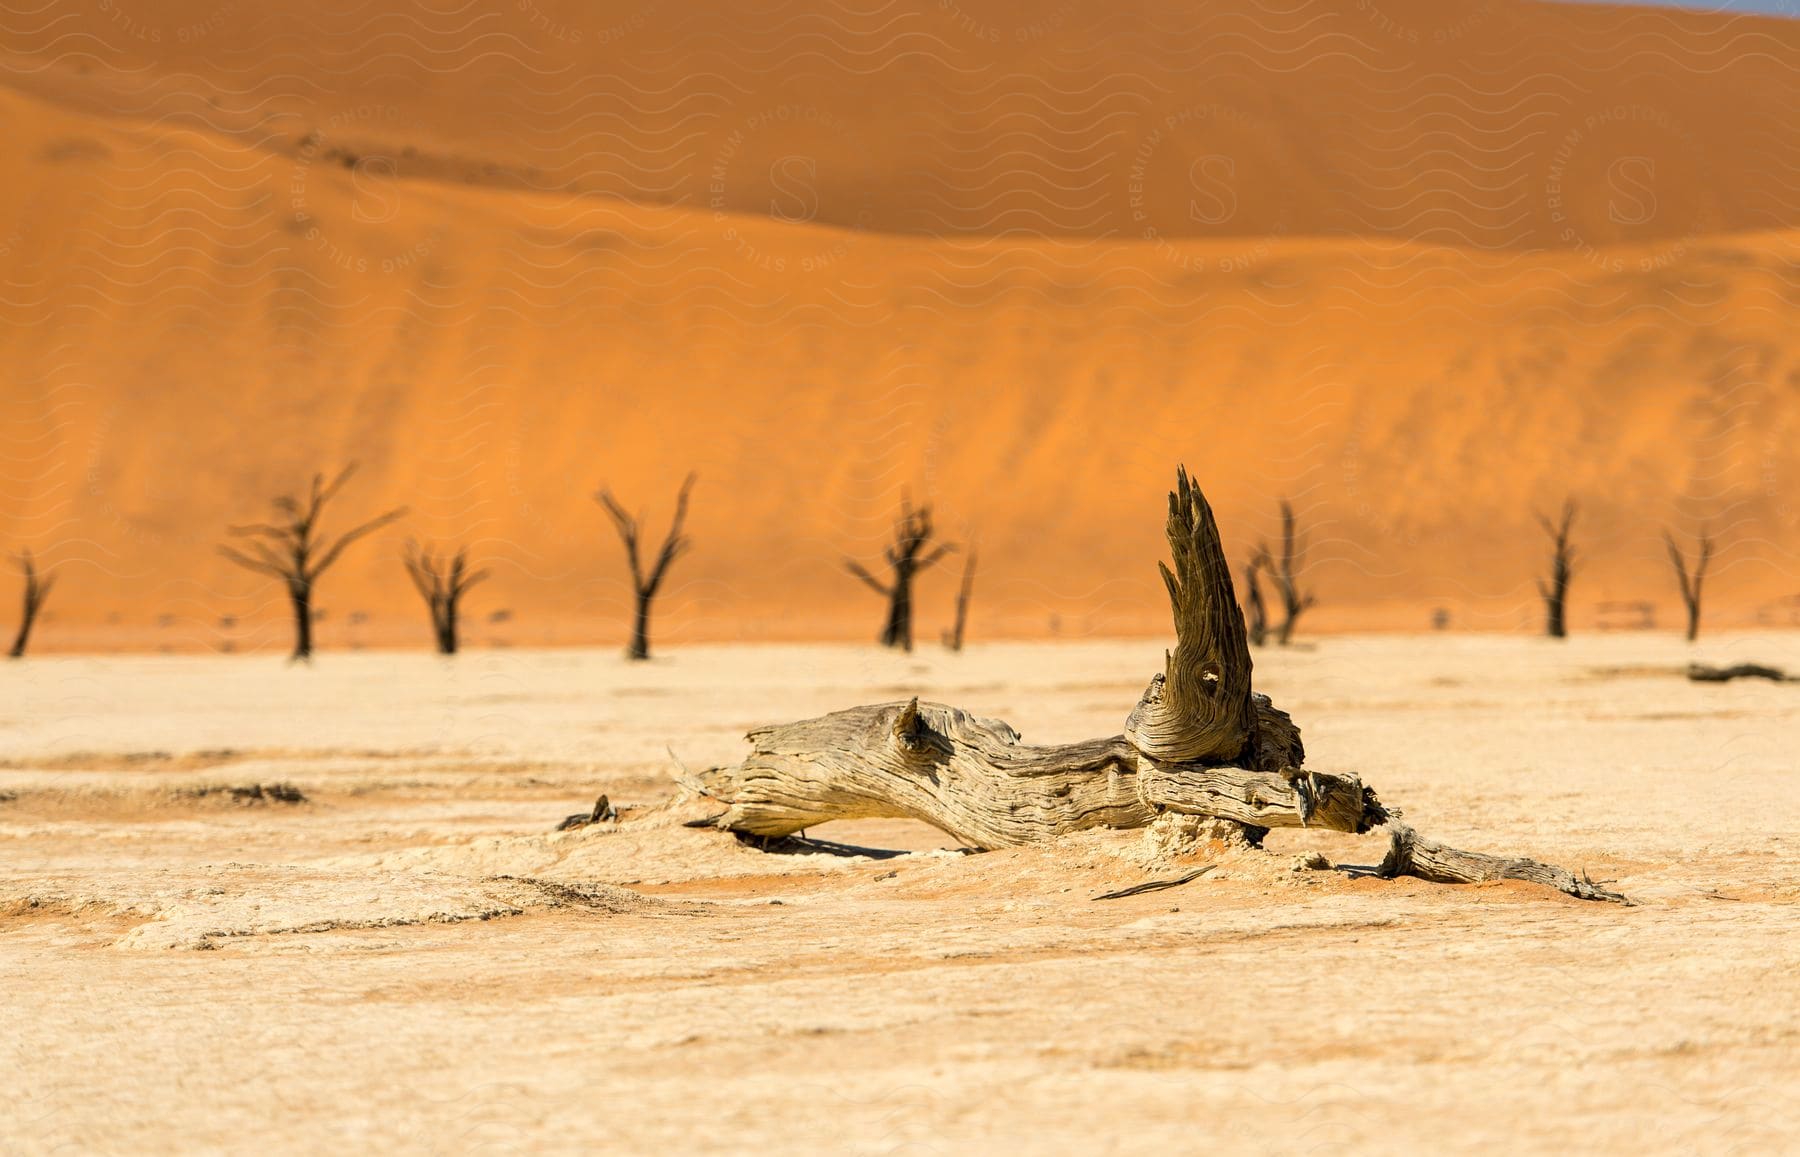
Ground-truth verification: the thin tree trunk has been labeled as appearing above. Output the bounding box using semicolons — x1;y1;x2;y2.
1244;562;1267;647
1537;500;1577;639
628;590;652;660
1546;569;1568;638
7;608;32;658
440;598;458;655
1662;527;1712;644
885;572;914;651
948;551;975;651
289;586;313;662
7;553;53;659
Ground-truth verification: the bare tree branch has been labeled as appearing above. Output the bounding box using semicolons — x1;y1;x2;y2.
844;559;891;596
217;545;291;581
308;507;410;581
595;490;644;589
915;543;956;572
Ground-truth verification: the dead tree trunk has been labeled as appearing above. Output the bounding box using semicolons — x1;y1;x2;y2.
846;496;953;652
1257;499;1314;646
597;473;695;661
218;465;407;662
289;586;312;659
402;541;490;655
1243;556;1268;647
676;468;1628;904
1536;499;1578;639
1687;662;1790;683
944;549;976;652
1663;526;1713;642
7;550;55;659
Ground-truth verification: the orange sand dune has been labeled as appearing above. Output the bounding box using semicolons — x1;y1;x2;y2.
0;0;1797;653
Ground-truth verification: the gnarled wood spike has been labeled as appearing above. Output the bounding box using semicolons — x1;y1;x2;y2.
892;697;931;751
1125;467;1257;765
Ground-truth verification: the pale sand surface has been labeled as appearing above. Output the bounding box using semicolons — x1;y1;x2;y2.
3;636;1799;1154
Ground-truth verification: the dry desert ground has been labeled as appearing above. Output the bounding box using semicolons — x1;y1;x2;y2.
3;634;1800;1154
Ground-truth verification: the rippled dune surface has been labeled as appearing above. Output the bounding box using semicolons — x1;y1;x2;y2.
2;0;1798;649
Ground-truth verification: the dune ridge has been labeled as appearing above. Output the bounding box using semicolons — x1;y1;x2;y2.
1;0;1797;651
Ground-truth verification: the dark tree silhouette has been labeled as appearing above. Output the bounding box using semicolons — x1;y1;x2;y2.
1243;555;1268;647
846;496;954;652
218;465;407;662
1535;499;1578;639
1663;525;1714;643
401;540;490;655
944;548;977;652
7;550;55;659
596;473;696;661
1256;499;1315;645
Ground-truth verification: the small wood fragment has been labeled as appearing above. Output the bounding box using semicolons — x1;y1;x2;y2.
557;793;616;831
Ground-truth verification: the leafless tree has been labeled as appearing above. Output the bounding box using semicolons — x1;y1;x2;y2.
846;496;954;652
1535;499;1578;639
1663;525;1714;643
596;473;696;661
7;550;55;659
218;465;407;662
402;540;490;655
944;548;977;652
1256;499;1315;645
1243;555;1268;647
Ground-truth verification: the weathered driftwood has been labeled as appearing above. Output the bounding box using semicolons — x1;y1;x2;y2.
1378;824;1630;904
699;698;1383;846
1687;662;1790;683
676;467;1628;904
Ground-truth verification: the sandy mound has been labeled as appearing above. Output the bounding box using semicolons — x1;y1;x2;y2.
3;866;667;951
